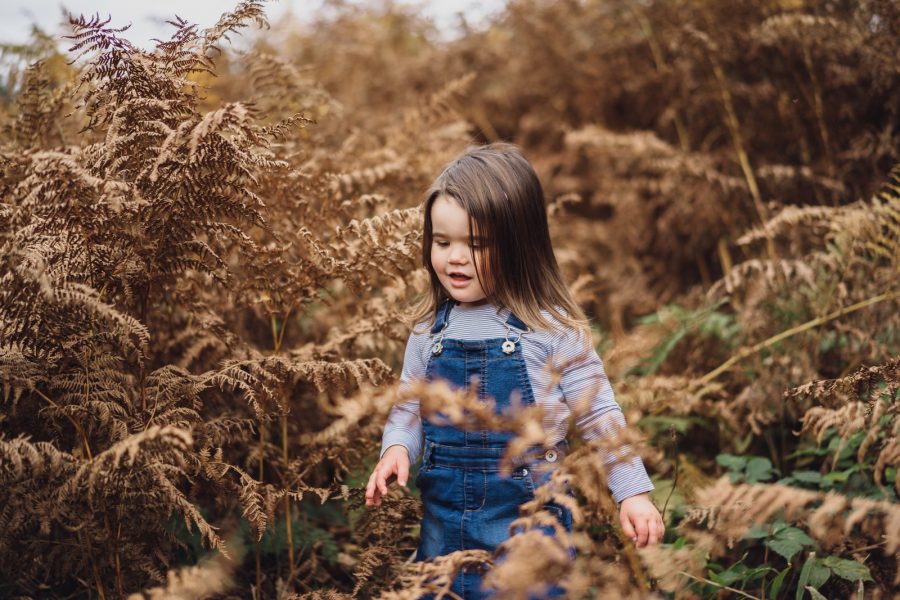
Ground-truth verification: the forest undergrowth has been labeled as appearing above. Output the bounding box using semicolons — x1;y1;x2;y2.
0;0;898;598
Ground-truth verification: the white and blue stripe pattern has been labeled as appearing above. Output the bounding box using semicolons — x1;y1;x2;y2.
380;301;655;503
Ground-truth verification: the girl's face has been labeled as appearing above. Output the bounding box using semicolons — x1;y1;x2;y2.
430;194;491;307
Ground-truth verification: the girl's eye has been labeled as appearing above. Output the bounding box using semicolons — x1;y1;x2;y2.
435;240;449;247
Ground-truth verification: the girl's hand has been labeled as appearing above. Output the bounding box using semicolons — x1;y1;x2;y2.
618;492;665;548
365;444;410;508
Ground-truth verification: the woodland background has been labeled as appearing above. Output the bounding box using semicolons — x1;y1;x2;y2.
0;0;898;598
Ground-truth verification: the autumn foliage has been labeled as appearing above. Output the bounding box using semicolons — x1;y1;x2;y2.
0;0;898;598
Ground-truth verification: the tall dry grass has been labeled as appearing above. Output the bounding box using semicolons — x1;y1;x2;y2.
1;0;898;598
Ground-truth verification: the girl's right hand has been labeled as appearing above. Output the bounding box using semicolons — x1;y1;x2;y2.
365;444;410;508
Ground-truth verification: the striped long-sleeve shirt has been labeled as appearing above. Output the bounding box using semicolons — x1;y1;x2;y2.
380;302;654;503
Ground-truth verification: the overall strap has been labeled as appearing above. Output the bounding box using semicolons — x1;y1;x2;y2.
430;298;456;334
505;311;529;332
430;299;529;334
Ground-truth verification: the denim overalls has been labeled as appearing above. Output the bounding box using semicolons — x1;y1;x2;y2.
413;299;573;599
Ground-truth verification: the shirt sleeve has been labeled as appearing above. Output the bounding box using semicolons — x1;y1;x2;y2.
380;328;427;464
553;326;655;503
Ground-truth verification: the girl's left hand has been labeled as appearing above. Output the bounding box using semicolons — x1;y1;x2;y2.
618;492;665;548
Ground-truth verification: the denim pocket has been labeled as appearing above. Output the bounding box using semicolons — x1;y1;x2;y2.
528;471;539;497
513;467;536;498
414;461;434;492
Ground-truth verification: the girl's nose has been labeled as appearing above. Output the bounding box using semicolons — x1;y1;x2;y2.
449;245;469;263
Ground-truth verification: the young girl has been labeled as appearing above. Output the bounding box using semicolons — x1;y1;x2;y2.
365;142;664;598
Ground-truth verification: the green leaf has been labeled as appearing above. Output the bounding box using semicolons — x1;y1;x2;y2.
823;468;853;484
742;523;771;540
797;553;814;600
821;471;845;484
746;456;776;483
809;560;831;588
787;445;831;459
777;526;815;546
791;470;823;484
838;431;866;460
769;566;790;598
766;538;804;562
716;452;754;483
634;324;688;376
745;566;777;582
638;415;696;434
707;571;729;586
806;586;828;600
716;453;747;472
797;554;830;600
710;564;747;586
821;556;873;582
769;519;790;534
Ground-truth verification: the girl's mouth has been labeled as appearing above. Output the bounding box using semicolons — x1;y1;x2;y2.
449;273;472;287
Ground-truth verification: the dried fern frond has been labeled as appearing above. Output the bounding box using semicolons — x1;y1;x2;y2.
795;357;899;490
329;159;408;202
348;492;422;598
398;71;476;135
863;163;900;266
706;257;818;298
617;374;725;418
2;59;74;149
125;552;235;600
0;341;46;406
378;550;493;600
60;425;190;493
829;163;900;269
735;203;852;248
0;435;75;485
200;0;269;55
753;13;859;48
786;356;899;409
298;382;398;446
686;476;900;558
485;528;575;600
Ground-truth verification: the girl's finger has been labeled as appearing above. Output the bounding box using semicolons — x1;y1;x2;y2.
374;469;386;504
648;518;661;546
619;513;637;542
635;517;649;547
365;472;377;506
398;460;409;488
377;465;390;495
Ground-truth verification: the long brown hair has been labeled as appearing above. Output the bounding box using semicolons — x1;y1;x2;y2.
408;142;591;339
